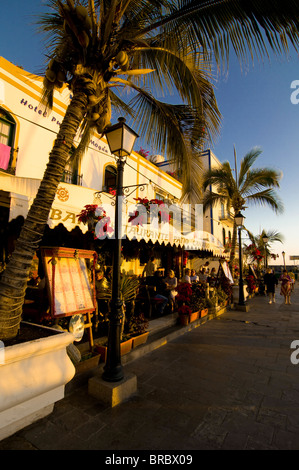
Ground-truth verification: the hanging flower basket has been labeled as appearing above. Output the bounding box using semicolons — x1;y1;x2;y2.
128;197;170;226
77;204;113;238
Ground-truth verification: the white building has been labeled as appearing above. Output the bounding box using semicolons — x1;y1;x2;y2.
0;57;226;276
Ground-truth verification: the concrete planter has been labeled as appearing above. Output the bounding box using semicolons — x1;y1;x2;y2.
0;325;75;441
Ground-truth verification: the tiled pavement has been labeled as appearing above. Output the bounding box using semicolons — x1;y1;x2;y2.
1;282;299;450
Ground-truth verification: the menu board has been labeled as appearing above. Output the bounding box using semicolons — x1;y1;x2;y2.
221;261;234;284
41;247;96;317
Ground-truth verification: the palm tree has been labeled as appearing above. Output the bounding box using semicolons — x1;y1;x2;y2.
202;147;283;276
244;228;284;269
0;0;298;340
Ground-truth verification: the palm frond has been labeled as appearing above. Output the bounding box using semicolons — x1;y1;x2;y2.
202;190;228;212
237;147;262;186
135;0;299;71
246;188;284;214
241;167;282;196
180;154;204;204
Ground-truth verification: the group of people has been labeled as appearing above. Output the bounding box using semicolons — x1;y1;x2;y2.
142;259;217;315
181;267;217;286
263;268;295;305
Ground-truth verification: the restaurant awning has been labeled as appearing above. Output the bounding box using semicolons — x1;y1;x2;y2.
124;222;225;256
0;173;95;232
1;173;225;256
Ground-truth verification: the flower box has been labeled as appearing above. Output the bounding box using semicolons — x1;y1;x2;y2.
132;332;149;348
179;314;189;326
95;337;133;363
75;352;101;374
200;308;209;317
189;311;199;322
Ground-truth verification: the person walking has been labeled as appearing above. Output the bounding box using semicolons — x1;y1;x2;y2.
264;268;278;304
280;269;292;305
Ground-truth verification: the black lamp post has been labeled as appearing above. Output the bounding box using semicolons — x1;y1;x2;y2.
262;234;269;269
102;117;138;382
235;211;245;307
282;251;286;269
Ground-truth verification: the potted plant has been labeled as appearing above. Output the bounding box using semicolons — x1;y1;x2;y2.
178;304;192;325
77;204;113;237
215;286;228;307
95;275;140;361
129;312;149;348
128;197;170;226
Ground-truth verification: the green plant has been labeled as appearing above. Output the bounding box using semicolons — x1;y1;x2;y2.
190;292;205;313
129;312;149;336
205;297;215;309
215;287;227;306
95;274;140;339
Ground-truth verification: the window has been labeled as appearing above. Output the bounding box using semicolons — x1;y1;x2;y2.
222;227;226;246
0;108;16;171
0;109;15;146
103;165;117;192
61;146;82;185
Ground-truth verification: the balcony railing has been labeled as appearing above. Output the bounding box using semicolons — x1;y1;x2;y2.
218;210;234;222
61;170;82;186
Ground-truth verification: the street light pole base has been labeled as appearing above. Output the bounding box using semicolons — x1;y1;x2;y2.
102;365;124;382
235;303;250;312
88;372;137;408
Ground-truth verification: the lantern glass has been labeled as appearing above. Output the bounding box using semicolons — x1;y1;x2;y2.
104;118;138;157
235;211;245;227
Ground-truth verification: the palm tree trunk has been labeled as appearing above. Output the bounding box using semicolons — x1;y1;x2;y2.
229;220;237;278
0;77;89;341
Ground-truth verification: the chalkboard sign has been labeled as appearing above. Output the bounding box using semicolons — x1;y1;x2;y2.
41;247;97;318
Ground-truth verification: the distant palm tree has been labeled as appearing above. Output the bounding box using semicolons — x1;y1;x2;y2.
202;147;283;276
0;0;298;340
245;228;284;268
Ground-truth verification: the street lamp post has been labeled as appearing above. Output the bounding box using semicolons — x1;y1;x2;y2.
262;234;269;270
282;251;286;269
235;211;246;307
102;118;138;382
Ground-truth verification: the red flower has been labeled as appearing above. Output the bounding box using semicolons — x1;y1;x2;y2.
178;305;192;316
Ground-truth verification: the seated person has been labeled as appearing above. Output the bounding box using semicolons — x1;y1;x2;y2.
181;268;191;283
147;271;168;314
207;267;217;286
163;269;178;312
190;269;199;283
198;267;207;282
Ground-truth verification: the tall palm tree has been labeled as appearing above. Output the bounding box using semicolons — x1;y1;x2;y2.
202;147;283;276
0;0;298;340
